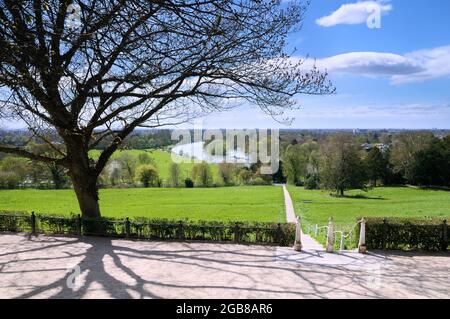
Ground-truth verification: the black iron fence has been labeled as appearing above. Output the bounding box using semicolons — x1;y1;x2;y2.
0;211;295;247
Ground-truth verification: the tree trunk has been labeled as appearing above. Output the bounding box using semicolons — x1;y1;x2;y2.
65;141;101;219
72;176;100;219
340;188;344;197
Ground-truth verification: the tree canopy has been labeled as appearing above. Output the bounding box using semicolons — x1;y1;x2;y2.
0;0;333;217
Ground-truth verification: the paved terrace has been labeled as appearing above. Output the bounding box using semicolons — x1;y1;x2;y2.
0;234;449;299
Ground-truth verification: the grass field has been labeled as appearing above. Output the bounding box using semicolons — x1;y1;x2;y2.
89;149;219;180
0;186;285;223
288;186;450;229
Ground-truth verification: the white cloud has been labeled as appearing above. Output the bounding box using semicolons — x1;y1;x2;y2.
297;102;450;119
316;1;392;27
392;46;450;84
317;52;423;77
297;45;450;84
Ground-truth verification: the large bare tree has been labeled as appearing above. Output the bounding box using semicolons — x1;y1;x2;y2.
0;0;333;218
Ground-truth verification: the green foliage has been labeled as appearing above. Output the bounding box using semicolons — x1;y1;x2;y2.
0;212;295;247
409;137;450;186
0;211;32;232
0;156;30;188
249;177;270;186
217;163;237;186
168;163;182;187
37;214;78;234
237;168;252;185
359;217;449;251
304;172;320;190
282;141;320;186
137;153;155;165
184;178;194;188
320;134;367;196
117;153;138;185
390;132;435;183
364;147;390;186
282;144;305;185
0;171;22;189
191;162;213;187
135;164;160;187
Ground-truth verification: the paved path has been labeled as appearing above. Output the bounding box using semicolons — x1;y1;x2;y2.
0;234;448;299
282;185;324;251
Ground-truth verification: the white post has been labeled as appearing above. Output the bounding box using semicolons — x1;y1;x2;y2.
326;217;334;253
340;233;345;251
314;224;318;237
294;216;302;252
358;218;367;254
349;231;353;248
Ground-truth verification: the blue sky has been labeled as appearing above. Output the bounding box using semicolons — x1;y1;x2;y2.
204;0;450;129
3;0;450;130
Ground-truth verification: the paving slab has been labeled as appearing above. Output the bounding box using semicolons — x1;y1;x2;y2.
0;234;449;299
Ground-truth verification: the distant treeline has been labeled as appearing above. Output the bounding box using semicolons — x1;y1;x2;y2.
0;129;173;150
1;129;450;191
281;131;450;195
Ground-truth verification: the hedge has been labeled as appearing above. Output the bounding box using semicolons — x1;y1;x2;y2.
359;217;449;251
0;211;295;247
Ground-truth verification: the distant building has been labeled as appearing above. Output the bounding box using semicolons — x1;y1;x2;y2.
361;143;389;153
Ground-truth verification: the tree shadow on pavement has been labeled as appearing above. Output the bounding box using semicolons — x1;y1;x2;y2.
1;234;448;299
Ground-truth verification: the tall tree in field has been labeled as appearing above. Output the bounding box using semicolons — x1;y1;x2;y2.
168;162;181;188
192;162;212;187
283;141;318;185
283;144;306;185
390;132;434;183
365;147;389;187
320;134;367;196
0;0;333;217
409;137;450;186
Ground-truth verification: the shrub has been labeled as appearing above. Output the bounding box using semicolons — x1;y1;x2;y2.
0;211;32;232
304;173;320;190
237;169;252;185
184;178;194;188
359;217;449;251
218;163;237;186
250;177;269;186
0;171;21;189
0;212;296;247
135;164;159;187
191;162;213;187
168;163;181;187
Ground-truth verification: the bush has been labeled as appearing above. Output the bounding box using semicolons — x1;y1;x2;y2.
359;217;449;251
135;164;159;187
0;211;32;232
238;169;252;185
304;173;320;190
184;178;194;188
249;177;269;186
0;212;296;247
0;171;21;189
191;162;213;187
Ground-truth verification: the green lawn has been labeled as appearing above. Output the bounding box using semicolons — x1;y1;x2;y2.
0;186;285;223
89;149;219;180
288;186;450;229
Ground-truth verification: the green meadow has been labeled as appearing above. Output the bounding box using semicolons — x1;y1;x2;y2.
0;186;285;223
89;149;219;180
288;186;450;229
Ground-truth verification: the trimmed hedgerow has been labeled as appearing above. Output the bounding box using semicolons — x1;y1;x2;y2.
0;212;295;247
359;217;449;251
0;211;32;232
